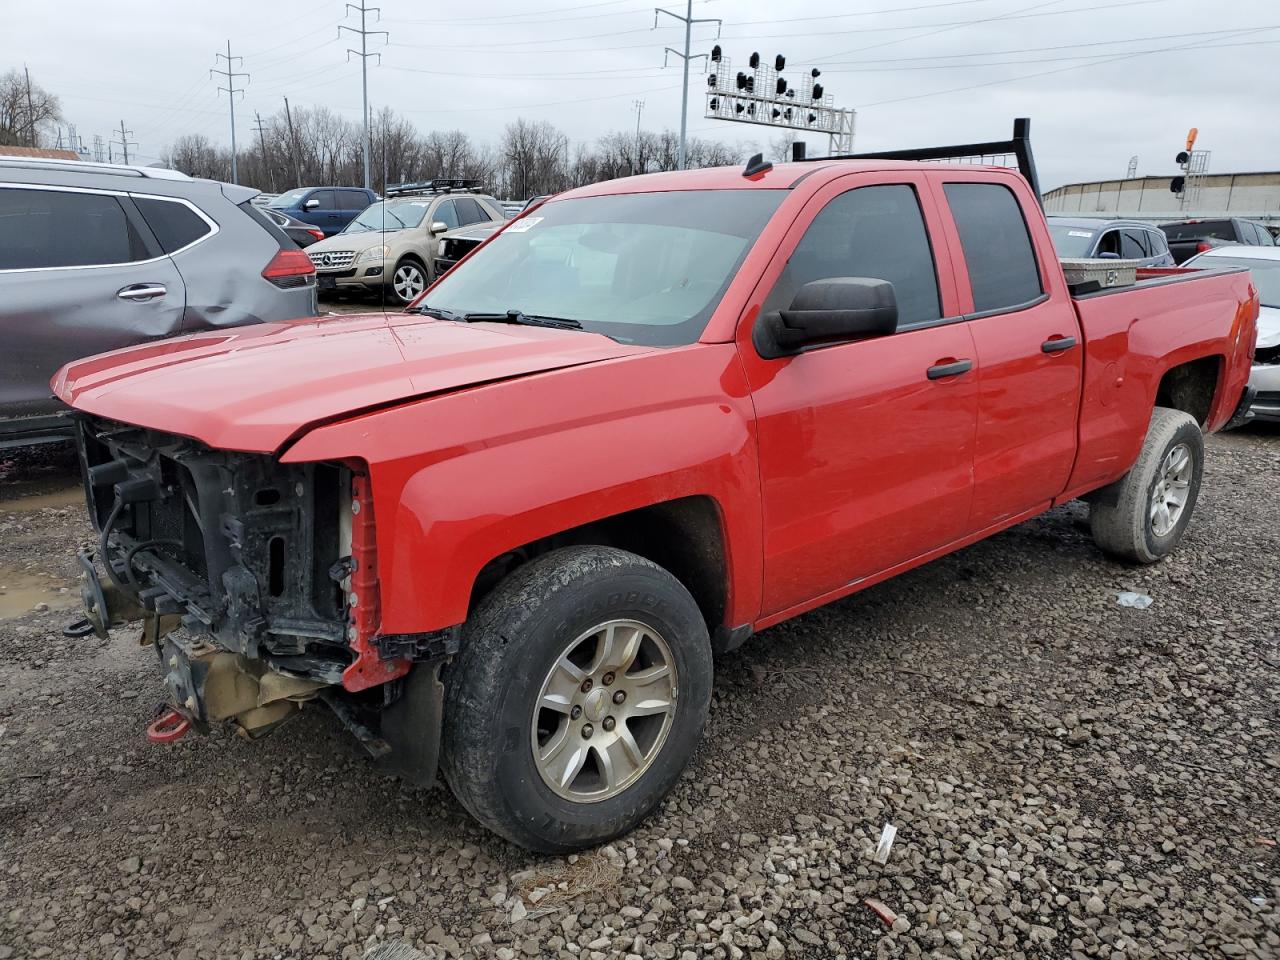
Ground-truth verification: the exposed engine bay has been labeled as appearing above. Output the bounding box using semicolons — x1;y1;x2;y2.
70;415;452;779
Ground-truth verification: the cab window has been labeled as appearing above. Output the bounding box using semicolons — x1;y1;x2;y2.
762;184;941;327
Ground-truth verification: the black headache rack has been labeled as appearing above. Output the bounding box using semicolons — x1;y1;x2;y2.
385;178;484;197
812;117;1043;208
75;415;356;685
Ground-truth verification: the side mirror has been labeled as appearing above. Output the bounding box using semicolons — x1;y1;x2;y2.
304;198;320;210
1096;251;1122;260
753;278;898;359
430;221;448;234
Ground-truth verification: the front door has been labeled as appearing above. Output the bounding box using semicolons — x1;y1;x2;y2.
737;175;979;619
0;185;185;417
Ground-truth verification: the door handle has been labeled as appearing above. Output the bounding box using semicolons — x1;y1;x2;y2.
117;283;167;302
927;358;972;380
1041;335;1078;354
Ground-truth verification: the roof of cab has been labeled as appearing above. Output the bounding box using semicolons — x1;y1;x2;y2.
555;159;1026;200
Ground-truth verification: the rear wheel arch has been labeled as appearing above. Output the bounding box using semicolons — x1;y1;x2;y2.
1154;355;1222;427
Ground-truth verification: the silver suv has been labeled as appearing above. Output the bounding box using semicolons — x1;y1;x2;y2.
0;157;319;448
305;180;507;304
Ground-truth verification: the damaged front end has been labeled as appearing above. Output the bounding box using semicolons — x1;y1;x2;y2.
71;415;453;778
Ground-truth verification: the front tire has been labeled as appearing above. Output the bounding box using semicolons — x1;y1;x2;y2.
1089;406;1204;563
389;258;427;304
441;546;712;853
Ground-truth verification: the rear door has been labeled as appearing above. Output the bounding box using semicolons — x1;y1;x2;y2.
0;184;184;416
738;173;979;618
938;177;1082;528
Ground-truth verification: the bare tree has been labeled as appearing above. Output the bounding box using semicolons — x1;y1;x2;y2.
0;69;62;147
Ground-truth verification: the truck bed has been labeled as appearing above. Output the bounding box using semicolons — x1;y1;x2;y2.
1063;263;1256;499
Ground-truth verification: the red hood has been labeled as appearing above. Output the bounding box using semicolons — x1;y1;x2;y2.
53;312;650;453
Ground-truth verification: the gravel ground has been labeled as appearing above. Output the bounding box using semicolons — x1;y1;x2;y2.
1;427;1277;960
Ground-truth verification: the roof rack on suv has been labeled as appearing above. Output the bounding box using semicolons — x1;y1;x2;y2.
385;178;483;197
0;155;191;180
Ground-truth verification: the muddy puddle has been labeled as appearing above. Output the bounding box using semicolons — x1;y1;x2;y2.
0;484;81;513
0;567;78;619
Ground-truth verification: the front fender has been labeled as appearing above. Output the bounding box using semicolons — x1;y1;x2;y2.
283;344;762;634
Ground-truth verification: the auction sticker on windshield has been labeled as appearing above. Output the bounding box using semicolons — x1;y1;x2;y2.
1068;230;1093;238
506;217;543;233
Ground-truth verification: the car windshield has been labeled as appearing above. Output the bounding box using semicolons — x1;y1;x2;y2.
1048;223;1097;258
267;189;309;209
344;200;429;233
420;190;785;346
1195;255;1280;307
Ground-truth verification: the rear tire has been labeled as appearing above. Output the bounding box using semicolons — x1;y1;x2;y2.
441;546;712;853
1089;406;1204;564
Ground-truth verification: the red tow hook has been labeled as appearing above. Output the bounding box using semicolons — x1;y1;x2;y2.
146;707;192;744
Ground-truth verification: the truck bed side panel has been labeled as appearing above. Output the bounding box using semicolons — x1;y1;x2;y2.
1064;269;1256;496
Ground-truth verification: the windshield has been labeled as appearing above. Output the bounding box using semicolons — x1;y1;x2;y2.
344;200;430;233
1048;223;1097;258
1163;220;1233;241
1193;255;1280;307
267;189;308;209
420;190;785;346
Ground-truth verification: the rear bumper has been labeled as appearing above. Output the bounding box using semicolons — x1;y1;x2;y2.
1248;361;1280;422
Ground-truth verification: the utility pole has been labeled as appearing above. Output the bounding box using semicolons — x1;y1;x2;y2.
211;40;249;184
631;99;645;176
253;111;275;191
23;65;36;146
283;97;303;187
340;1;389;191
654;2;721;170
110;120;137;165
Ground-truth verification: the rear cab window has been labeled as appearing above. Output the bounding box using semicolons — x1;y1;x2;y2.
942;182;1043;313
1162;221;1233;241
0;186;153;269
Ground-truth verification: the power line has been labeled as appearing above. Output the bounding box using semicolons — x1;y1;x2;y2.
340;0;389;191
110;119;137;165
857;24;1274;109
654;1;721;171
212;40;249;184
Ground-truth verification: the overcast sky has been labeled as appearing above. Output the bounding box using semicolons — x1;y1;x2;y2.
4;0;1277;190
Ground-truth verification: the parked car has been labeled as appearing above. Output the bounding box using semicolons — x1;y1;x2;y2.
1159;218;1276;264
433;196;553;278
266;186;379;237
54;122;1257;853
1047;217;1174;266
1182;245;1280;421
0;156;317;449
305;180;506;303
263;208;325;248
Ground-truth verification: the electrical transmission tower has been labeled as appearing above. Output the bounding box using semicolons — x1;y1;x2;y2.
252;111;276;191
632;99;645;176
654;2;721;170
341;1;389;191
92;134;104;163
1126;155;1138;179
110;120;137;165
212;40;249;184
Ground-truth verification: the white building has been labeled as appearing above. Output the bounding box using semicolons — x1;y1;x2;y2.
1043;171;1280;222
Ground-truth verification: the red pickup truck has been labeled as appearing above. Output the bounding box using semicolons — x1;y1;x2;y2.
54;122;1257;852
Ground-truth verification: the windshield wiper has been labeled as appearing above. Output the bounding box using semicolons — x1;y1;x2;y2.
405;304;462;320
461;310;583;330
